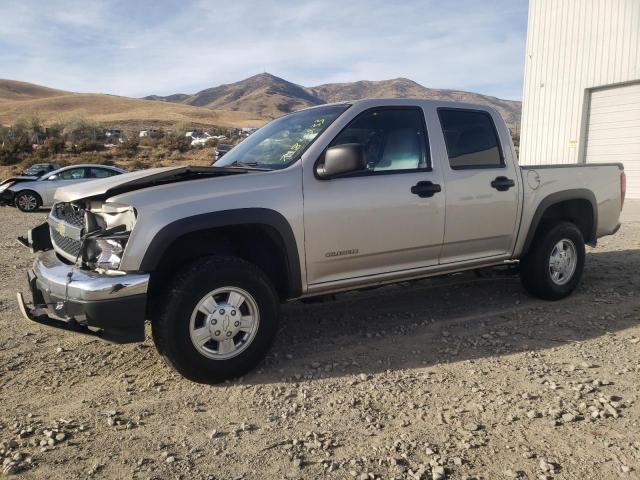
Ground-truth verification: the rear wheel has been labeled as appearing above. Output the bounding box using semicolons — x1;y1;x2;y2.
15;191;41;212
152;256;279;383
520;221;585;300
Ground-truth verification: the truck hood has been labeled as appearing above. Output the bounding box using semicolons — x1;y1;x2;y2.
55;166;252;203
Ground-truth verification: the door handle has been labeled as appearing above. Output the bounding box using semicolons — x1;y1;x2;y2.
491;176;515;191
411;181;441;198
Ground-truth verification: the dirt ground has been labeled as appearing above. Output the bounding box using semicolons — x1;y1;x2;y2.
0;203;639;480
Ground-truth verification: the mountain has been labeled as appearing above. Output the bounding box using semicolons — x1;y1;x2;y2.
1;75;521;131
145;73;323;118
309;78;521;128
146;73;521;129
0;80;265;128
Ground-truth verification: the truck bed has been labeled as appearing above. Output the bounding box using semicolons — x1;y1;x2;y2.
515;162;624;255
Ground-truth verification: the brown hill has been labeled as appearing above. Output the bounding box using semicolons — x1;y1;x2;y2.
145;73;323;118
147;73;521;128
308;78;521;128
144;93;191;103
0;79;67;102
0;80;265;128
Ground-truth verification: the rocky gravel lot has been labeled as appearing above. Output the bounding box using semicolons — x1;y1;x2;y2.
0;204;639;480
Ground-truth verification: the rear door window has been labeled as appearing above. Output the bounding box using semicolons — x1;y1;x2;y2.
89;168;117;178
438;109;503;169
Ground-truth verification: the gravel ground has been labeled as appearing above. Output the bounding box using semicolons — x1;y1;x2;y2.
0;203;639;480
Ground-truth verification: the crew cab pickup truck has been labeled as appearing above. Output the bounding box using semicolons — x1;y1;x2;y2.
17;99;626;383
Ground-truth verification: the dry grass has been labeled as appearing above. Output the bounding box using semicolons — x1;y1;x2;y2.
0;79;67;102
0;93;266;129
0;79;267;130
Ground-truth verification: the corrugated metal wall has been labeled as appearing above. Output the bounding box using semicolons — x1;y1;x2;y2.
519;0;640;165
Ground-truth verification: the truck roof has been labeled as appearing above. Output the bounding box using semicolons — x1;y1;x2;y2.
301;97;500;116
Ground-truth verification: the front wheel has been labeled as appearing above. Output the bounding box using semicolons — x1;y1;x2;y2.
152;256;279;383
15;191;41;212
520;221;585;300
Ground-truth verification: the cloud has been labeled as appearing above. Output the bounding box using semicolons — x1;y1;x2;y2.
0;0;528;99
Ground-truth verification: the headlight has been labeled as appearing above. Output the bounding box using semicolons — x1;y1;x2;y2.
0;182;14;193
83;234;129;270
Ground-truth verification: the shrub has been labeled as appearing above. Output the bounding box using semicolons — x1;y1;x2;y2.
161;134;191;153
130;159;147;170
152;149;167;161
0;127;32;166
75;139;104;152
34;137;66;159
205;137;219;148
116;137;139;157
43;137;66;154
172;121;191;138
46;122;64;139
63;116;102;143
13;113;45;144
138;136;158;148
79;152;104;164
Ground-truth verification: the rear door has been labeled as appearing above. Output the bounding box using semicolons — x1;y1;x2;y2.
303;106;446;285
437;108;520;263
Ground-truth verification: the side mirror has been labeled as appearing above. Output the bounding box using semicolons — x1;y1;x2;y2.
316;143;366;179
47;175;58;181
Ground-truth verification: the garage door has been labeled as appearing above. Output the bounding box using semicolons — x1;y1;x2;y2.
585;82;640;198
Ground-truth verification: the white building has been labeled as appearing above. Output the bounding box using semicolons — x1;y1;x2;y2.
519;0;640;198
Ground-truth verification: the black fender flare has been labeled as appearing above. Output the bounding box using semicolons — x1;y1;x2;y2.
140;208;302;298
522;188;597;255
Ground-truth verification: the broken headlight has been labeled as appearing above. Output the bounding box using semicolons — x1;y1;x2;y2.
81;202;136;271
83;232;129;271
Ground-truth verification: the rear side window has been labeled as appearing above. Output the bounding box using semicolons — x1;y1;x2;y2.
90;168;117;178
438;109;503;169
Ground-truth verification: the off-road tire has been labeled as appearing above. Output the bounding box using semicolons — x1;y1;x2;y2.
520;221;585;300
15;191;42;212
152;256;279;383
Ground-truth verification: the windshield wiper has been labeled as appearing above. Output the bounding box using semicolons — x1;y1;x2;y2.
224;161;272;171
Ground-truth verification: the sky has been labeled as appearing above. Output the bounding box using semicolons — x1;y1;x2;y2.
0;0;529;100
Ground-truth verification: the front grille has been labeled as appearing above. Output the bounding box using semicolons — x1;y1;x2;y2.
51;228;82;258
51;203;85;228
50;203;85;260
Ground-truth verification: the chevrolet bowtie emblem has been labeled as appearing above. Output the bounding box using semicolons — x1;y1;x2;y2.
55;222;66;236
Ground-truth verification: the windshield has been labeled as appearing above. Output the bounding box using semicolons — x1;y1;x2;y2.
215;104;350;170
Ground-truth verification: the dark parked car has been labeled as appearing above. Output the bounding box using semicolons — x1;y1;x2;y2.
213;144;233;162
22;163;60;177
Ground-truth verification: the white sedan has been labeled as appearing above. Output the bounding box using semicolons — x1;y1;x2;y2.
0;164;126;212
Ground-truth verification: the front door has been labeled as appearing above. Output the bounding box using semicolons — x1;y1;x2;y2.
42;167;89;205
303;107;446;285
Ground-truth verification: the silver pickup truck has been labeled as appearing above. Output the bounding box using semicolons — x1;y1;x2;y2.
17;99;626;383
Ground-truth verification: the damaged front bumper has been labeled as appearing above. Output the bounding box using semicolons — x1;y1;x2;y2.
18;249;149;343
0;190;15;206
